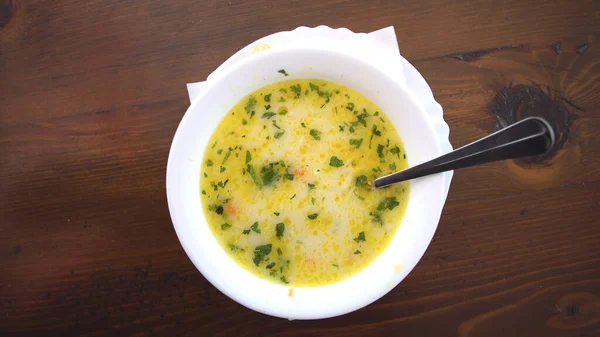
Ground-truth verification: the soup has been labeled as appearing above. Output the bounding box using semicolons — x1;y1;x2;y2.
200;78;409;287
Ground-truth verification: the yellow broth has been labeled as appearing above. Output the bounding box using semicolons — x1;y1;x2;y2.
200;78;409;287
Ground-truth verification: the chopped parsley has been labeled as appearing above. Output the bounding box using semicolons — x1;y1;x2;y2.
250;221;261;233
290;194;296;200
253;244;272;266
332;264;339;268
372;125;382;137
264;93;272;102
389;162;397;170
353;231;366;242
229;244;242;251
244;96;257;117
278;108;288;115
290;84;301;98
284;171;294;181
349;138;363;149
309;83;319;91
247;164;262;187
220;166;226;173
217;149;223;155
261;112;276;119
260;165;279;185
276;222;285;239
374;111;380;116
209;205;224;215
242;229;250;235
377;144;385;158
274;212;280;216
274;130;285;139
309;129;321;140
329;156;344;167
346;102;355;111
277;247;282;255
278;96;286;102
308;183;315;189
307;213;319;220
266;262;276;269
355;175;368;188
356;112;368;127
245;150;252;164
280;276;289;284
222;148;232;164
390;146;400;158
221;223;231;230
354;250;361;255
278;69;289;76
242;118;248;125
205;159;214;167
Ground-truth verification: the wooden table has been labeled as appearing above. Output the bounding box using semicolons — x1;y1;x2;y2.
2;1;599;336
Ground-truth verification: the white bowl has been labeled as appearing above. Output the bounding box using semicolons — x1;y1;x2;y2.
166;46;446;319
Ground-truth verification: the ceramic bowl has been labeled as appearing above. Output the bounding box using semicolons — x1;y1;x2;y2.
166;46;446;319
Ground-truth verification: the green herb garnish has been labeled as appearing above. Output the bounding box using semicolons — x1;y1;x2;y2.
242;229;250;235
389;162;396;170
290;194;296;200
308;183;315;189
260;165;279;185
349;138;363;149
250;221;261;233
377;144;385;158
278;69;289;76
245;151;252;164
247;164;262;187
354;250;361;255
274;130;285;139
280;276;289;284
309;129;321;140
242;119;248;125
264;93;272;102
355;175;368;188
278;108;288;115
220;166;226;173
266;262;276;269
274;212;280;216
290;84;301;98
329;156;344;167
253;244;272;266
390;146;400;158
276;222;285;239
244;96;257;117
309;83;319;91
346;102;355;111
229;244;242;251
205;159;214;167
284;172;294;181
307;213;319;220
262;112;276;119
221;223;231;230
353;232;366;242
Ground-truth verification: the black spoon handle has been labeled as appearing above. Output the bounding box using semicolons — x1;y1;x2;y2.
373;117;555;188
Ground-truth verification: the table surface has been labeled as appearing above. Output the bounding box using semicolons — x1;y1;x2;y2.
1;0;599;336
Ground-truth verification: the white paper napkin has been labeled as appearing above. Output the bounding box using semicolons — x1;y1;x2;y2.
186;26;405;103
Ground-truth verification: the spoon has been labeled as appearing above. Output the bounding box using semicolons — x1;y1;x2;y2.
373;117;555;188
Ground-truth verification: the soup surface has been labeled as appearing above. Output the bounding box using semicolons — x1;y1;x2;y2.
200;78;409;287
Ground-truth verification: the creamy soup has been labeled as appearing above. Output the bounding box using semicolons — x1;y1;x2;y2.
200;78;409;287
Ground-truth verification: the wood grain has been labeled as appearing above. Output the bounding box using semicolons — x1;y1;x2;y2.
1;0;599;336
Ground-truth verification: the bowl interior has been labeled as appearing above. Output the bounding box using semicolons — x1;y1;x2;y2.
166;47;445;319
